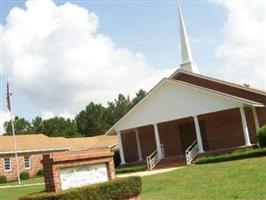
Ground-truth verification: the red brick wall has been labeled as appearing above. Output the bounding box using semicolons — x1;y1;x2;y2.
257;107;266;127
42;148;115;192
121;131;139;163
138;125;156;158
199;108;245;150
158;118;193;156
174;73;266;105
0;150;67;181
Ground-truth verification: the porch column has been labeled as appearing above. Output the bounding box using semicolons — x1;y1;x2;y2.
117;131;126;164
153;124;162;158
135;129;143;161
239;107;251;146
251;107;260;133
193;116;204;153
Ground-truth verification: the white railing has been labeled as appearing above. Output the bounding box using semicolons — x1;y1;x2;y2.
146;144;165;170
185;140;199;165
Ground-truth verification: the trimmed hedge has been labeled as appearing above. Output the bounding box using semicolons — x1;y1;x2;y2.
19;176;141;200
0;175;7;184
37;169;44;176
195;148;266;164
20;171;30;180
116;164;146;174
113;150;121;168
257;125;266;147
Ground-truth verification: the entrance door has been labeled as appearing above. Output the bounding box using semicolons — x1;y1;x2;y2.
179;121;197;153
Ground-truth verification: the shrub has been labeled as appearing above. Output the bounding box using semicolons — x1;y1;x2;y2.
0;175;7;184
20;171;30;180
19;176;142;200
257;125;266;147
37;169;44;176
116;163;146;174
113;150;121;167
195;147;266;164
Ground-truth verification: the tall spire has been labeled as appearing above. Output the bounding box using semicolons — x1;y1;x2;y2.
178;3;199;73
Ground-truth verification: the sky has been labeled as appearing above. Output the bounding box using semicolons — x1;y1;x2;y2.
0;0;265;133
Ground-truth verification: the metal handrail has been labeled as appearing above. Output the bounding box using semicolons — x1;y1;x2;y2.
185;140;197;154
146;144;164;170
185;140;199;165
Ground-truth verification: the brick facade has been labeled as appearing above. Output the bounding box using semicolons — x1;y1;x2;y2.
121;131;139;163
0;150;66;181
257;107;266;126
42;148;115;192
122;107;264;163
138;125;156;158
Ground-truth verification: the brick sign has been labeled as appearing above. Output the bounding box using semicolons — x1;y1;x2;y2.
42;148;115;192
60;163;108;190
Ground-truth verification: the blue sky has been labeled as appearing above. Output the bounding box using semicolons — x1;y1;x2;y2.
0;0;265;129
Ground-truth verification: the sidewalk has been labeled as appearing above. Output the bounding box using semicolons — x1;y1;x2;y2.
116;166;184;178
0;182;44;189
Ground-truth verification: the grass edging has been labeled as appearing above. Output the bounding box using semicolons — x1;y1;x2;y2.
195;147;266;164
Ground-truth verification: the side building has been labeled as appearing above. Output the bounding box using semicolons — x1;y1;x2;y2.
0;134;117;181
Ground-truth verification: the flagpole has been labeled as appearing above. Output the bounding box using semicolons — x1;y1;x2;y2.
7;81;21;184
10;112;21;184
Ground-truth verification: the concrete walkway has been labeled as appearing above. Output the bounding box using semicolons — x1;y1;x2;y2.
116;166;184;178
0;182;44;189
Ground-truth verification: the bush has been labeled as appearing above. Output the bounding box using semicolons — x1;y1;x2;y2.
20;171;30;180
19;176;142;200
37;169;44;176
257;125;266;147
0;175;7;184
113;150;121;167
116;163;146;174
195;147;266;164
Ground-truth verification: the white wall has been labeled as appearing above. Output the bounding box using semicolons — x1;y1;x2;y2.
115;79;244;131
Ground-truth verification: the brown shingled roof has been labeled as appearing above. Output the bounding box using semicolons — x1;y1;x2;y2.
0;134;117;154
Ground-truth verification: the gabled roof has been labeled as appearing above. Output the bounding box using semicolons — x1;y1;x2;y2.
170;69;266;95
105;77;264;135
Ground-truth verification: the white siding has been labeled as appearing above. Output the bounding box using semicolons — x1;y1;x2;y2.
116;80;244;131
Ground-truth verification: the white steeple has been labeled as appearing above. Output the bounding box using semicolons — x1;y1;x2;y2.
178;3;199;73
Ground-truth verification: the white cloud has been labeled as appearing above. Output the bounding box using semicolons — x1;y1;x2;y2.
209;0;266;90
41;110;55;120
0;111;11;135
2;0;173;115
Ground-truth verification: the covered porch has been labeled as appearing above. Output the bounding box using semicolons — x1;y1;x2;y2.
117;106;263;168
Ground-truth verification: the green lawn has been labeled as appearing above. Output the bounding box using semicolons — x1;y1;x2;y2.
141;157;266;200
1;157;266;200
0;176;44;200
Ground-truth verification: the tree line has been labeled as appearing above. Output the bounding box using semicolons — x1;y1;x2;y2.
4;89;146;137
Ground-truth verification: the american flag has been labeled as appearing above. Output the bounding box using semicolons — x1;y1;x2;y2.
7;82;12;111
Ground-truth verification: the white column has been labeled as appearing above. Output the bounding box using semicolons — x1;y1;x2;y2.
135;129;143;161
153;124;162;158
239;107;251;146
193;116;204;153
252;107;260;133
117;131;126;165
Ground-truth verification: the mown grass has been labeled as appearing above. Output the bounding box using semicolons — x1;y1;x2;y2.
141;157;266;200
0;176;44;200
1;157;266;200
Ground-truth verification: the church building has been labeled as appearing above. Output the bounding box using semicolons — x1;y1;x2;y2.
105;6;266;169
